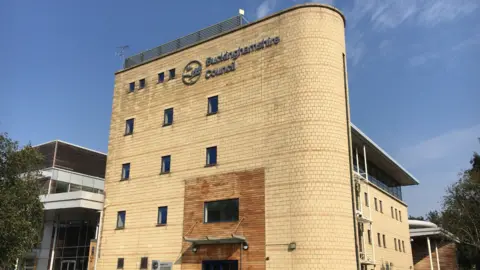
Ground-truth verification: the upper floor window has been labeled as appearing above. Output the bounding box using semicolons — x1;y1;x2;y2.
117;211;126;229
158;72;165;83
121;163;130;180
129;82;135;92
163;108;173;126
207;96;218;115
125;118;134;135
364;192;369;207
382;234;387;248
377;233;381;247
395;209;398;220
161;155;171;174
140;257;148;270
398;239;402;252
391;207;394;218
394;238;397;251
139;78;146;89
206;146;217;166
169;68;176;79
367;229;372;244
399;210;402;222
374;198;378;211
157;206;168;225
402;240;405;252
379;200;383;213
117;258;124;269
204;198;238;223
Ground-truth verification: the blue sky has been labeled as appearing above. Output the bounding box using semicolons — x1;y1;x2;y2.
0;0;478;216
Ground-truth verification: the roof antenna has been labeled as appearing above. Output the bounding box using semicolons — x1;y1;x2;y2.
239;9;249;24
115;45;130;68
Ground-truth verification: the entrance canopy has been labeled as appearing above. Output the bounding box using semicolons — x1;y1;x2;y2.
184;234;246;245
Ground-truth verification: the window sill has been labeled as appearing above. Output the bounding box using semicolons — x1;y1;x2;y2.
120;178;130;181
124;133;133;136
157;81;164;84
204;163;217;168
162;123;173;127
159;172;170;175
156;223;167;227
206;112;218;116
115;227;125;230
204;220;238;224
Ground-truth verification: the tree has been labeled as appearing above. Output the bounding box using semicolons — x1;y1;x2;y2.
0;133;44;269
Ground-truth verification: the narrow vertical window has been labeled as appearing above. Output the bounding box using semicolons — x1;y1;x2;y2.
129;82;135;92
117;258;124;269
395;209;398;220
157;206;168;225
207;95;219;115
367;229;372;244
394;238;397;251
121;163;130;180
117;211;126;229
161;155;171;174
379;200;383;213
402;240;405;253
125;118;134;135
163;108;173;126
374;198;378;211
169;68;176;79
206;146;217;166
391;206;394;218
140;257;148;270
364;192;369;207
139;78;146;89
377;233;382;247
158;72;165;83
398;239;402;252
383;234;387;248
399;210;402;222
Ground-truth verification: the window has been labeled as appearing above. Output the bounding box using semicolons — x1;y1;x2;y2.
394;238;397;251
129;82;135;92
139;78;146;89
382;234;386;248
161;155;171;174
117;258;124;269
377;233;382;247
395;209;398;220
391;207;394;218
117;211;126;229
398;239;402;252
399;210;402;222
367;229;372;244
207;95;218;115
374;198;378;211
402;240;405;253
163;108;173;126
206;146;217;166
169;68;176;79
379;200;383;213
364;192;369;207
140;257;148;270
157;206;168;225
204;199;239;223
125;118;134;135
121;163;130;180
158;72;165;83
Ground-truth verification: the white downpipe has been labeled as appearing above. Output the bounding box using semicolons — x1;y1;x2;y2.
427;237;433;270
48;220;58;270
355;147;360;173
94;210;104;270
363;145;375;264
435;242;441;270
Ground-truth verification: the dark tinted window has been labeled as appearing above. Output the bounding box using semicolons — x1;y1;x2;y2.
158;206;168;225
208;96;218;114
117;258;124;269
161;155;171;173
140;257;148;269
139;79;145;89
117;211;126;229
129;82;135;92
169;68;175;79
163;108;173;126
121;163;130;180
206;146;217;166
204;199;238;223
158;72;165;83
125;118;134;135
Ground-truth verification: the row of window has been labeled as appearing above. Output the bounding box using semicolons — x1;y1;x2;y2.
120;146;217;180
364;192;402;222
116;198;239;229
128;69;176;92
124;96;219;136
365;230;406;252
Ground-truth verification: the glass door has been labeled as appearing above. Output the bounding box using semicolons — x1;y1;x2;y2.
61;260;76;270
202;260;238;270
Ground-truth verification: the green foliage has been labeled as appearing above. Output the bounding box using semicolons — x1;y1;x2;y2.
408;215;425;221
0;133;44;269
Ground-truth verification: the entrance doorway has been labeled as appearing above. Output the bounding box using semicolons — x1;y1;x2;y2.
60;260;76;270
202;260;238;270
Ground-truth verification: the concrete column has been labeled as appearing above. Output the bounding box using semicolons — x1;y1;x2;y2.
435;241;441;270
36;222;54;270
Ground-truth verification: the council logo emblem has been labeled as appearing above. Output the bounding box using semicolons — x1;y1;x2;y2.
182;60;202;85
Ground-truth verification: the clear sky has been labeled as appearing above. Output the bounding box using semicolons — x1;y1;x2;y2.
1;0;479;217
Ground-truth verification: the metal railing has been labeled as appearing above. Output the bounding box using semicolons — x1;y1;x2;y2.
124;15;247;69
353;165;403;200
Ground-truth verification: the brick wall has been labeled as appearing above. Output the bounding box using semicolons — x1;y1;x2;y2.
181;168;265;269
412;238;458;270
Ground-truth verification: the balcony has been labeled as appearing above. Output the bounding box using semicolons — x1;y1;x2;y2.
353;165;403;200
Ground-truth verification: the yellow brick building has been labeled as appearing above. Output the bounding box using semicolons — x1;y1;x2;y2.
97;3;419;270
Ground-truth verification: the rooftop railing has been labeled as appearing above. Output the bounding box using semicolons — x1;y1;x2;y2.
124;15;247;69
354;165;403;200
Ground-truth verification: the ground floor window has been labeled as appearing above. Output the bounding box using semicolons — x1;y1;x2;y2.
202;260;238;270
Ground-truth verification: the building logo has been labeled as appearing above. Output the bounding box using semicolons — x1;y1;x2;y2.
182;60;202;85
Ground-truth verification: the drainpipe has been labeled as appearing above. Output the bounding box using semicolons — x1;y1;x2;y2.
94;210;104;270
363;145;375;264
435;241;441;270
427;237;433;270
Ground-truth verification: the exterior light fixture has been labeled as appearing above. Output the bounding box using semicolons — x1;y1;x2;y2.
243;243;249;250
192;246;197;253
